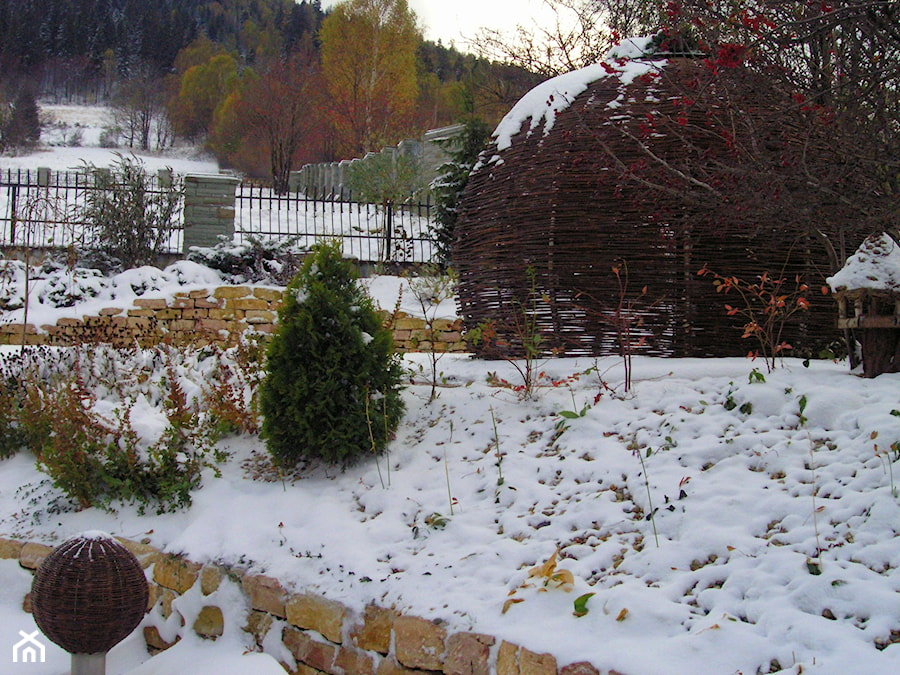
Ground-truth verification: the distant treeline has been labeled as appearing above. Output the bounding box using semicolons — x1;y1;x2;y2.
0;0;532;109
0;0;324;99
0;0;320;72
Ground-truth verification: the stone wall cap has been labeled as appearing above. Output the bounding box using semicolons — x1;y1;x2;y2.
185;173;241;182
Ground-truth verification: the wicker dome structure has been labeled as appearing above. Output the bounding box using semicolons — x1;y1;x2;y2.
453;39;869;358
31;531;149;656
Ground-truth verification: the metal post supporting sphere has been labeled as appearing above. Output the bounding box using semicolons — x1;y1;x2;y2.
31;531;149;672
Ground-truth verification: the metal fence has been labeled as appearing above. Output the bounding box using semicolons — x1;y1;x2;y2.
0;167;184;253
234;184;438;264
1;169;440;265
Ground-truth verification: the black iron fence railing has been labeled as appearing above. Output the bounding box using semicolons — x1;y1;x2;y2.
234;184;437;264
0;170;439;265
0;168;183;253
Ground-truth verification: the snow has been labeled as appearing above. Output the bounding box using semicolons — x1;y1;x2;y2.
3;105;900;675
6;104;220;175
491;36;661;153
70;530;113;541
828;232;900;293
2;143;219;177
3;261;900;673
362;274;457;320
233;191;436;264
0;260;227;329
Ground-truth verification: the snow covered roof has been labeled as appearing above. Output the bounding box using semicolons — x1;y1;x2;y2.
827;232;900;293
491;36;663;152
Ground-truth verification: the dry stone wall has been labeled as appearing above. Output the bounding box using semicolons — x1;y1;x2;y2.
1;536;613;675
0;286;467;353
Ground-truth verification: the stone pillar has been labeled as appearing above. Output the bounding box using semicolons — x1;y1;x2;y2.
182;174;240;253
423;124;465;175
398;138;421;159
313;165;325;196
289;170;303;193
326;162;339;196
330;162;341;195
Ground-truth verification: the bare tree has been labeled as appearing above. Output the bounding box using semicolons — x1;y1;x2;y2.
468;0;658;76
241;53;323;195
641;1;900;264
110;64;168;151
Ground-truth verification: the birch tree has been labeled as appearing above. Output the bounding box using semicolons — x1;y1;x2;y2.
319;0;421;156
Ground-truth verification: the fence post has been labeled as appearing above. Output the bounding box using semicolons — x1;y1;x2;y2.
384;202;393;263
182;174;240;253
9;184;18;243
288;170;302;193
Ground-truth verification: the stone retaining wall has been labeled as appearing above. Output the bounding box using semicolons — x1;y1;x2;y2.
0;286;467;354
1;536;610;675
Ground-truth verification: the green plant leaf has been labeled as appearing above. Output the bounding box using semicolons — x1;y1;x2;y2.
558;410;581;419
573;592;595;617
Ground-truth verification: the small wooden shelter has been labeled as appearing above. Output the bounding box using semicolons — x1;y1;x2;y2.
453;41;867;358
830;232;900;377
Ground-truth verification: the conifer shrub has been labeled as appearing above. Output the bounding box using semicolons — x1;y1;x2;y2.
259;241;405;467
431;114;491;263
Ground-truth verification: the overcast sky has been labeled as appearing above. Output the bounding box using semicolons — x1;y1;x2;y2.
320;0;559;49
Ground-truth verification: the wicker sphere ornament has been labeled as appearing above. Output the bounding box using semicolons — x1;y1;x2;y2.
31;531;149;656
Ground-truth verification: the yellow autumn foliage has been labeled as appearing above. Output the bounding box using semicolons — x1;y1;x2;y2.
320;0;421;156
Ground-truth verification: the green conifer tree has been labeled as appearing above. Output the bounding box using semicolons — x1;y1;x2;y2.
4;85;41;149
259;241;405;466
430;110;490;264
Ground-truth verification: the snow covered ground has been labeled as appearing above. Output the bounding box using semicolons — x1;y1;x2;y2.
1;98;899;675
11;104;219;175
1;262;900;674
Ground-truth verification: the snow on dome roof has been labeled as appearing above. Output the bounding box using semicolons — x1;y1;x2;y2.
66;530;115;542
828;232;900;293
491;36;663;153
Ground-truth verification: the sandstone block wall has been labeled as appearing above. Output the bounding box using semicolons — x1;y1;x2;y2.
1;536;612;675
0;286;468;353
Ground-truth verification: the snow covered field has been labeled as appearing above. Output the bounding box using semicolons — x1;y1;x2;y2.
10;104;219;175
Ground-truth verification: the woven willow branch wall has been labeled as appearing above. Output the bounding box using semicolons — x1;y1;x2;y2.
453;58;872;358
